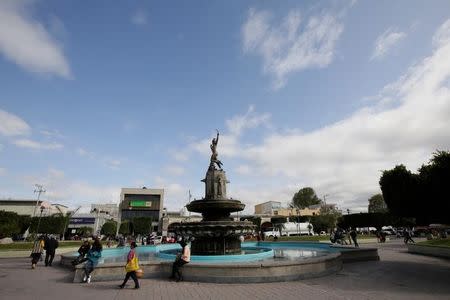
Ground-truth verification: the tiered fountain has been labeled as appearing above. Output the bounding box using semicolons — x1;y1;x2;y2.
174;130;255;255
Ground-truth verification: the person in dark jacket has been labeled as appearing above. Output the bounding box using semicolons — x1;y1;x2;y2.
170;239;190;282
72;240;91;266
350;228;359;247
44;235;59;266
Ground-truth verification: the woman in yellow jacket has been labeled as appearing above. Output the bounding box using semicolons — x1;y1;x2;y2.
30;236;45;269
119;242;140;289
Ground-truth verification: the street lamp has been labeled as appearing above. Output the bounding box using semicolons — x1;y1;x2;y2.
36;206;45;235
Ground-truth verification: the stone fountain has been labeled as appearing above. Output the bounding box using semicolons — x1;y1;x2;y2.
174;130;255;255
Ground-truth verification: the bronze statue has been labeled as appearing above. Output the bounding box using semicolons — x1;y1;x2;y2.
210;129;223;170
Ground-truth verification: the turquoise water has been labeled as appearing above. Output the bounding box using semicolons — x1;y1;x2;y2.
70;242;336;264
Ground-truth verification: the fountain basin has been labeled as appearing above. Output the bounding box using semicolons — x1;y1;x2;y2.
61;242;378;283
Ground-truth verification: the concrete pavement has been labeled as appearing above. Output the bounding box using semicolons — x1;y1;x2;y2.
0;239;449;300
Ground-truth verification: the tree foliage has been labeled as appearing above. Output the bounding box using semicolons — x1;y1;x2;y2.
290;187;321;209
76;226;93;237
309;205;341;233
380;151;450;224
119;221;131;235
242;216;261;231
101;221;117;236
0;211;30;238
271;217;287;235
132;217;153;235
368;194;388;213
29;214;68;234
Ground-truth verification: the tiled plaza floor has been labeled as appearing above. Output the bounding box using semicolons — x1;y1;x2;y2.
1;239;449;300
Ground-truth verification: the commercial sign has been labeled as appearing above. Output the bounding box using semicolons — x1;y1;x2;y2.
69;217;95;224
130;200;152;207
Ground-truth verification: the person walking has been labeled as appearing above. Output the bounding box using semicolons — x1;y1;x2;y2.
404;228;415;244
170;239;190;282
119;242;140;289
44;235;59;266
83;238;102;283
30;236;45;269
350;228;359;247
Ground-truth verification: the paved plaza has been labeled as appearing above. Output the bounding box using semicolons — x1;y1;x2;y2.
0;240;449;300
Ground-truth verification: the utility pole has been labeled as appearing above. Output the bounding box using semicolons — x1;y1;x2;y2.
188;190;192;219
33;184;46;217
322;194;329;207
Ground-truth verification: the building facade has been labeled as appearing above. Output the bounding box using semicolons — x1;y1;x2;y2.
118;187;164;233
0;199;68;217
254;201;282;215
91;203;119;221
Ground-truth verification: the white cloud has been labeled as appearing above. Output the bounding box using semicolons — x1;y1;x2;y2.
371;28;406;60
197;21;450;212
154;176;188;210
0;109;31;136
0;167;6;176
432;19;450;48
235;165;252;175
12;139;64;150
131;10;148;26
105;159;121;170
191;106;271;160
226;105;271;136
22;168;121;209
164;165;185;176
226;19;450;212
0;1;71;78
171;151;189;162
242;8;344;89
39;129;64;139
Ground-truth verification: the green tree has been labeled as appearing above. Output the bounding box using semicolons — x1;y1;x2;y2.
101;221;117;236
290;187;321;209
132;217;153;235
380;151;450;224
0;211;22;238
242;216;261;232
310;205;341;233
29;215;68;234
271;217;287;235
119;221;131;235
368;194;388;213
77;226;93;237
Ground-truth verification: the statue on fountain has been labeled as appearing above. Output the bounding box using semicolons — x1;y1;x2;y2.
174;129;255;255
209;129;223;170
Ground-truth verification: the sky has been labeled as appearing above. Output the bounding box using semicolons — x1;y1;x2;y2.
1;0;450;214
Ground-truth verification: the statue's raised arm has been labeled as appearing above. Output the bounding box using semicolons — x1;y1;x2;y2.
209;129;223;170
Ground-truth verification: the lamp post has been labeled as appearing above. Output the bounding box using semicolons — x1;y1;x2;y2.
36;206;45;235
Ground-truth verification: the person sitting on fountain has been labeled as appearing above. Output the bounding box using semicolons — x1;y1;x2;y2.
170;238;191;282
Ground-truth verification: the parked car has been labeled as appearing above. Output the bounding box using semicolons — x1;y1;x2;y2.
149;235;162;245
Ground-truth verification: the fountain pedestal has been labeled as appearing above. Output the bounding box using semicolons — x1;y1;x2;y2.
176;168;255;255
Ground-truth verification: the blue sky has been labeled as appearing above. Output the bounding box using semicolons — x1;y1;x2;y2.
1;0;450;214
